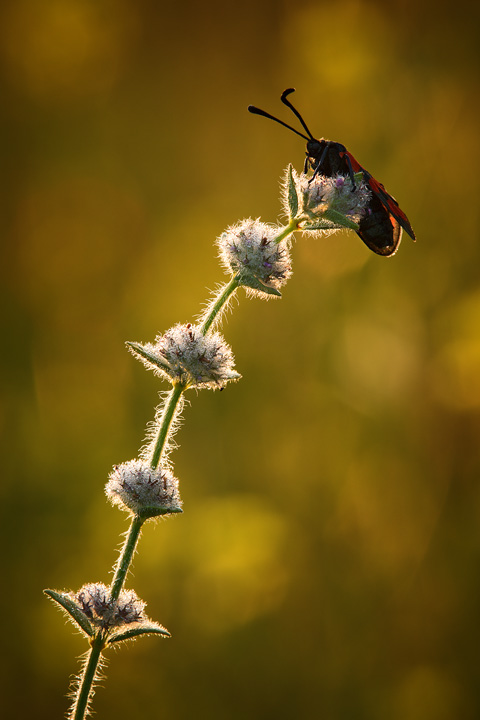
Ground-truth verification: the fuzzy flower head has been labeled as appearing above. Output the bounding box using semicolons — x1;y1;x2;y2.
70;583;145;631
127;323;240;390
282;165;371;233
217;218;292;298
44;584;170;643
106;459;182;518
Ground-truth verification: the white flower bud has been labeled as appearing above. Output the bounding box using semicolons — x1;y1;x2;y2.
127;323;240;390
69;583;145;630
282;167;371;233
217;218;292;298
106;459;182;518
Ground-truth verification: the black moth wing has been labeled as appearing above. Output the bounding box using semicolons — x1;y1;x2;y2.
313;150;409;256
357;191;403;257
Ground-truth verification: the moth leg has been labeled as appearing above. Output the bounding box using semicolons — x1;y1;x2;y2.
309;145;329;182
342;153;356;191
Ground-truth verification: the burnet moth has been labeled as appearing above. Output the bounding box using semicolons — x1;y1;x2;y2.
248;88;416;257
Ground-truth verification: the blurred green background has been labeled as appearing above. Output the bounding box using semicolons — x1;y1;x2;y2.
1;0;480;717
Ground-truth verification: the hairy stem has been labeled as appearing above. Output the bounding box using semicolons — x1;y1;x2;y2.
273;218;300;244
110;515;145;602
72;633;105;720
149;383;185;470
200;275;239;335
68;218;296;720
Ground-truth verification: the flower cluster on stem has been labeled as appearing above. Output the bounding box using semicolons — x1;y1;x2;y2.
44;163;371;720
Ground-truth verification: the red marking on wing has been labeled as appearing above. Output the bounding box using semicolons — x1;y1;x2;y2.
360;165;416;242
371;178;415;241
344;151;364;174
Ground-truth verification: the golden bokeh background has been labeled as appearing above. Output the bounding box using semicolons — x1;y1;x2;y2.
1;0;480;717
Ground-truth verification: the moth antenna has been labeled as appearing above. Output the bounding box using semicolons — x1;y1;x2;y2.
247;104;310;142
280;88;316;140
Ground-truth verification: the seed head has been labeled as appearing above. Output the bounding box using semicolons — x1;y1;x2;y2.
127;323;240;390
106;459;182;518
69;583;145;631
217;218;292;298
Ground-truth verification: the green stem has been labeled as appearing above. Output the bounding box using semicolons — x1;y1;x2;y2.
200;275;239;335
273;218;300;244
110;515;145;602
149;383;185;470
71;199;301;720
73;633;105;720
147;277;240;473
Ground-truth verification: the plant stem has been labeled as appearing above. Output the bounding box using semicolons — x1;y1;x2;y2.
73;633;105;720
72;237;273;720
72;385;179;717
110;515;145;602
273;218;299;244
147;277;242;473
149;383;185;470
200;275;239;335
